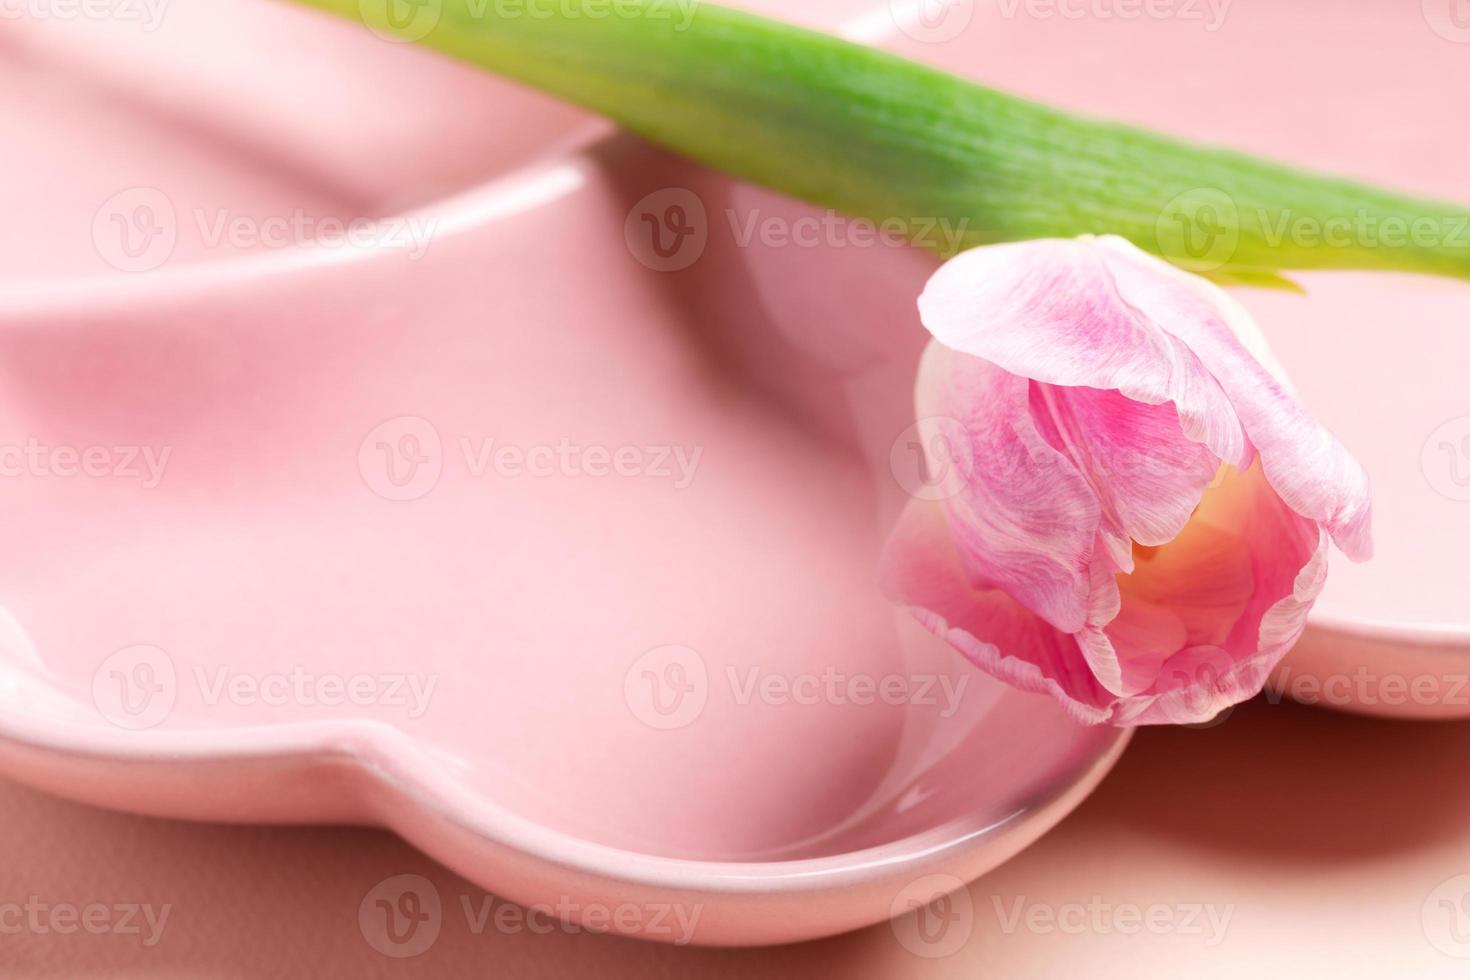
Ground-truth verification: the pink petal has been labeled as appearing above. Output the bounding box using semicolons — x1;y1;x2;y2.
915;342;1101;633
881;465;1329;726
916;235;1372;561
1192;461;1327;659
917;237;1248;466
1075;595;1186;699
1096;463;1323;724
1094;236;1373;560
1029;383;1223;559
879;497;1115;725
1120;464;1327;724
1120;512;1258;650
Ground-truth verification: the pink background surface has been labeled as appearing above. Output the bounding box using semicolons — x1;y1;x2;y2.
6;700;1470;976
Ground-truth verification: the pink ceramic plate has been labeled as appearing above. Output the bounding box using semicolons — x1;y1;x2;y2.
0;0;1129;946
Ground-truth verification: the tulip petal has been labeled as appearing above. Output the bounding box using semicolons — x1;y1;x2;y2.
879;497;1115;725
917;235;1375;562
1094;236;1373;560
1095;463;1325;724
881;466;1330;725
1120;506;1257;651
916;342;1101;633
1187;462;1326;659
917;237;1248;466
1029;383;1223;557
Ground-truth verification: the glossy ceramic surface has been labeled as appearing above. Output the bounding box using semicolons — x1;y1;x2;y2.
0;0;1130;946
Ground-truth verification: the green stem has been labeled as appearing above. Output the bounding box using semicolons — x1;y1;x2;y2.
302;0;1470;283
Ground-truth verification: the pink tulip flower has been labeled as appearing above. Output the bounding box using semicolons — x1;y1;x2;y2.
882;236;1372;726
